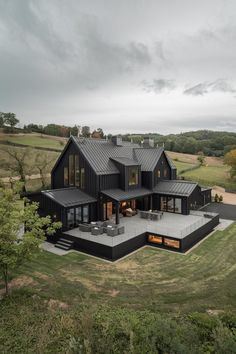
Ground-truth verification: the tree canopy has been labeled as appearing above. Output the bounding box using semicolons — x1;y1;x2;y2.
0;186;61;295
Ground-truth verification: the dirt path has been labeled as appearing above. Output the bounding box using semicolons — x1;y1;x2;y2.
212;186;236;205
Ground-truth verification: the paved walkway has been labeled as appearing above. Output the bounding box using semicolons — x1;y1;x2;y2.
201;203;236;221
41;241;70;256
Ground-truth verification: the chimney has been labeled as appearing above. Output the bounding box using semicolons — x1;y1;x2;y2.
111;136;123;146
143;137;154;148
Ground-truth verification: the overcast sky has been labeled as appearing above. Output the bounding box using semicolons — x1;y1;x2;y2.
0;0;236;134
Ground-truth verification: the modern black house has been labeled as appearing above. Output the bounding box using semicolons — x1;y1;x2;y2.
30;136;218;260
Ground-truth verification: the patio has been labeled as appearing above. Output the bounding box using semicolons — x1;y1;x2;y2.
64;210;218;247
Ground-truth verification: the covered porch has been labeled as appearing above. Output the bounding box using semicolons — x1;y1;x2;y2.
100;188;153;224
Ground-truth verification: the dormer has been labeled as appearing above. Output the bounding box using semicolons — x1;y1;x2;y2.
110;157;141;191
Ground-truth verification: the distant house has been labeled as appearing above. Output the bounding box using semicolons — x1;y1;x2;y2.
29;136;217;260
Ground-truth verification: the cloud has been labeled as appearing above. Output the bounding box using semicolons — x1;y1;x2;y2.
142;79;176;94
184;79;236;96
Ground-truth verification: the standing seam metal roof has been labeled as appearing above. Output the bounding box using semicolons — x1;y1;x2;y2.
153;180;198;197
42;187;97;207
72;137;176;175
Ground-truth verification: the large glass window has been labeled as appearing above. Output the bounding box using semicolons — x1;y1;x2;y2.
81;168;85;189
157;169;161;178
148;235;162;244
64;167;68;186
164;168;168;177
160;196;167;211
75;207;82;225
69;155;75;186
167;197;174;212
129;167;138;186
164;238;180;249
75;155;80;187
174;198;182;213
83;205;89;223
67;208;75;228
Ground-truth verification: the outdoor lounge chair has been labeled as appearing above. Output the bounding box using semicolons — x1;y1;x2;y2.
91;227;103;235
107;227;118;236
79;223;92;232
118;226;125;235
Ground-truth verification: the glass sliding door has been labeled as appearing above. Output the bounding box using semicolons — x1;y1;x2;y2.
67;208;75;228
167;197;174;212
75;207;82;226
174;198;182;213
83;205;89;223
160;196;167;211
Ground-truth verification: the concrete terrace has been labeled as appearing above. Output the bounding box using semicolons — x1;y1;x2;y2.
64;210;218;247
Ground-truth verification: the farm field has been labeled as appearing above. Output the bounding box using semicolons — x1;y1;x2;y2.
0;133;66;150
0;222;235;352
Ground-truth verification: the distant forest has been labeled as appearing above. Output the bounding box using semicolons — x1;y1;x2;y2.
121;130;236;157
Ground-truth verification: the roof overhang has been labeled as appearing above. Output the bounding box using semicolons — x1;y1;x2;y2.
101;188;153;202
42;187;97;208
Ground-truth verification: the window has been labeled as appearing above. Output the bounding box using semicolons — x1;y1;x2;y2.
129;167;138;186
174;198;182;213
64;167;68;186
75;155;80;187
81;168;85;189
148;235;162;244
164;168;168;177
167;197;174;212
157;169;161;178
67;208;75;228
164;238;180;249
83;205;89;223
69;155;75;186
75;207;82;225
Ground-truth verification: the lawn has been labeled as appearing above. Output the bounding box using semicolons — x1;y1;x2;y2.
182;165;235;190
173;160;196;173
2;222;236;312
0;133;66;150
0;222;235;352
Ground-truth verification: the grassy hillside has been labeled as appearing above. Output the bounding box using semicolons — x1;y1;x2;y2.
0;223;235;352
0;133;66;150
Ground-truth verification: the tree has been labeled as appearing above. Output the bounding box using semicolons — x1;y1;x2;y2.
0;112;5;127
197;153;206;166
2;148;31;192
35;152;55;189
3;112;19;131
81;126;90;138
70;125;79;137
0;186;61;295
224;149;236;179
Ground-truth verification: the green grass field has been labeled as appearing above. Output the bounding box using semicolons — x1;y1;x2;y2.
182;165;232;188
0;133;65;150
2;222;236;312
0;223;235;352
173;160;196;172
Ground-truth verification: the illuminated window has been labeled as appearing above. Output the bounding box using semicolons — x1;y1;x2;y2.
75;155;80;187
157;170;161;178
164;168;168;177
164;238;180;248
129;167;138;186
64;167;68;186
69;155;75;185
148;235;162;244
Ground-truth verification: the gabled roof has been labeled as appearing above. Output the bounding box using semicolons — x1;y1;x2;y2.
101;187;152;201
110;157;140;166
73;137;137;175
42;187;96;207
52;137;176;176
133;147;164;171
153;180;198;197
